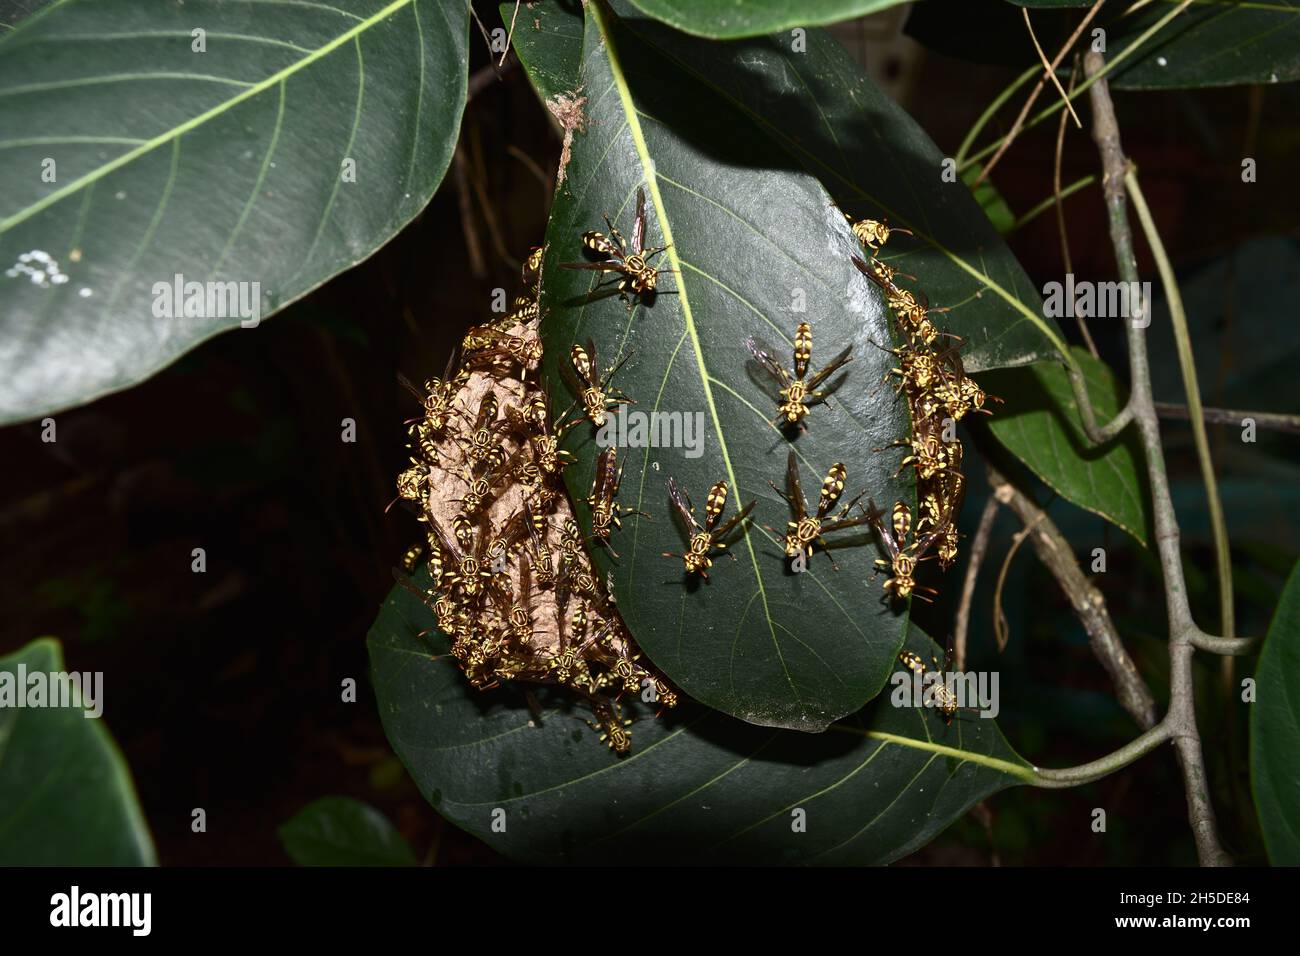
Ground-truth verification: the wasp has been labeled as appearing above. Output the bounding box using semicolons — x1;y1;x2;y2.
589;697;632;755
861;256;914;286
929;345;1000;421
512;504;556;590
869;338;944;396
427;519;499;604
851;256;952;348
587;447;648;555
453;393;514;471
453;447;524;517
844;213;912;253
866;499;947;603
395;458;432;503
662;477;755;578
406;417;442;465
557;516;586;576
746;322;853;428
400;541;423;573
770;451;871;568
462;326;543;369
561;340;634;428
548;599;602;691
522;244;545;285
560;186;672;305
491;556;535;648
504;394;575;477
881;427;963;482
399;353;465;436
918;471;966;572
898;637;979;725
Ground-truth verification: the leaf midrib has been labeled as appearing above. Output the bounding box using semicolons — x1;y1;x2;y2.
0;0;415;235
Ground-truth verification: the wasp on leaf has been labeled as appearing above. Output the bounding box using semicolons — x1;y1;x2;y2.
746;322;852;429
866;499;948;603
561;339;634;428
662;477;756;578
587;447;648;556
898;636;980;725
770;451;871;569
560;187;673;307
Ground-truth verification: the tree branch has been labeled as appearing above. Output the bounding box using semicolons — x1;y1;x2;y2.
954;495;999;671
1153;402;1300;435
987;464;1158;730
1084;49;1233;866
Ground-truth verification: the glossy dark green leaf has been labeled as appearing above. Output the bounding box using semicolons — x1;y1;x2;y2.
0;637;156;865
499;0;583;102
526;1;1063;730
628;0;913;39
959;1;1300;89
984;346;1152;546
368;569;1031;864
1251;559;1300;865
278;796;417;866
0;0;470;424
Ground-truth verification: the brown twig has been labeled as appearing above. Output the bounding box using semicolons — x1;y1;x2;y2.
973;0;1108;187
501;0;522;68
987;464;1157;730
1024;8;1081;129
992;510;1044;653
1085;49;1233;866
953;495;999;670
1153;402;1300;435
452;146;487;279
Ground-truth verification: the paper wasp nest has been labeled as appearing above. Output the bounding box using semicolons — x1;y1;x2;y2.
394;276;676;755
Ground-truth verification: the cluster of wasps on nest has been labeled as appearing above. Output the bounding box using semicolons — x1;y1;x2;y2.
392;245;677;757
394;188;999;751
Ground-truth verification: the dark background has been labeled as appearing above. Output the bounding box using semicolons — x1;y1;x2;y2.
2;4;1296;865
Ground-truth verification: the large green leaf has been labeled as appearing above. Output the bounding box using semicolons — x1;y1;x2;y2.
0;0;469;424
628;0;913;39
528;1;1062;731
501;0;583;102
984;346;1152;546
1024;0;1300;88
1251;559;1300;866
368;570;1030;864
278;795;417;866
0;637;156;865
913;1;1300;89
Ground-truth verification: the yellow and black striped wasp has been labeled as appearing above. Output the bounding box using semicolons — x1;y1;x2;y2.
898;636;980;725
770;451;871;569
866;499;948;603
398;357;463;439
462;325;543;371
452;392;515;472
917;470;966;572
426;516;501;605
851;255;953;348
559;187;673;306
489;550;536;649
588;696;633;755
561;339;634;428
844;213;912;254
587;447;647;556
662;477;755;578
452;449;523;518
746;322;853;429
